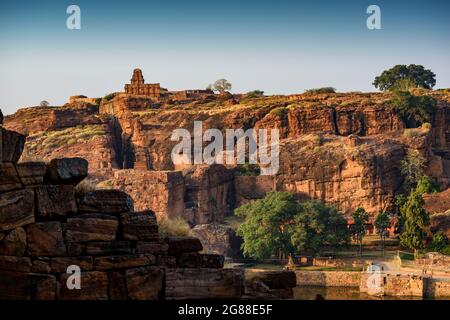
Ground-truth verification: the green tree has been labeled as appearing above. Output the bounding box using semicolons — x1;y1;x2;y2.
389;91;436;127
430;232;449;253
415;175;439;195
235;192;349;259
209;79;232;93
350;207;369;256
399;191;430;259
374;212;390;256
235;192;299;259
400;150;426;192
288;201;350;256
373;64;436;91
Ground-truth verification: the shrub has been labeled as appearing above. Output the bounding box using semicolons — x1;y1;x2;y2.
96;179;114;189
389;90;436;126
399;251;415;260
305;87;336;94
415;175;439;194
421;122;432;131
441;245;450;256
246;90;264;98
234;164;260;176
269;106;288;118
430;232;449;253
75;179;98;196
403;129;421;138
103;93;116;101
158;217;192;237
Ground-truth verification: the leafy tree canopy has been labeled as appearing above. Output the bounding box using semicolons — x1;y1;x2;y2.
373;64;436;91
399;191;430;257
208;79;232;93
235;192;349;259
389;90;436;127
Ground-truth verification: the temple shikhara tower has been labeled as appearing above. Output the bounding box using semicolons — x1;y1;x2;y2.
124;68;161;98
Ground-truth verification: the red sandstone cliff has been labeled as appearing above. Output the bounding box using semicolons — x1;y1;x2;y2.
3;91;450;222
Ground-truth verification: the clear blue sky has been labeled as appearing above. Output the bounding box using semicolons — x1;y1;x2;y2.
1;0;449;115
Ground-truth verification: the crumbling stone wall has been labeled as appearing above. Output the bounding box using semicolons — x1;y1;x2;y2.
0;123;243;300
295;271;361;287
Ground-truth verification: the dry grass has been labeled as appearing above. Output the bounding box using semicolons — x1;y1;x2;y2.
75;179;98;196
158;216;192;237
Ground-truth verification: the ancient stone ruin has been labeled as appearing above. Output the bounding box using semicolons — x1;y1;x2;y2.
124;68;161;99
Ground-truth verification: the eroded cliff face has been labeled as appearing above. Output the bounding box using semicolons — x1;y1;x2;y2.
4;91;450;219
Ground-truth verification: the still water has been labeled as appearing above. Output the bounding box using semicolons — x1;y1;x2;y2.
293;286;427;300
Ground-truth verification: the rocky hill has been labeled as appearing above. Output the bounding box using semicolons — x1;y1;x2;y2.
4;90;450;234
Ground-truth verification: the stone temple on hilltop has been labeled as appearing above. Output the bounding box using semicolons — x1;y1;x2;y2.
124;68;161;99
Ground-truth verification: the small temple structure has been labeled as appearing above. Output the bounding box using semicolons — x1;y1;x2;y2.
124;68;161;99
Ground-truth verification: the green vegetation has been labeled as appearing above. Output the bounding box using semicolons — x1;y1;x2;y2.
304;87;336;94
373;64;436;91
400;150;426;192
430;232;449;253
403;123;431;139
246;90;264;98
415;175;439;195
235;192;350;259
389;90;436;126
207;79;232;93
268;106;288;118
399;191;430;259
234;164;261;176
350;207;369;256
25;125;107;153
374;212;390;256
40;100;50;107
158;216;192;237
103;93;116;101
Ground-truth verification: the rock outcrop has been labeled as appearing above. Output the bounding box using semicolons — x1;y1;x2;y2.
0;126;245;300
3;91;450;220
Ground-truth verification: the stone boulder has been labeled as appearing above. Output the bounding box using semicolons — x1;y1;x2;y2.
26;221;66;256
125;266;164;300
0;271;56;300
1;128;25;163
0;227;27;256
165;236;203;255
165;268;244;299
16;162;47;187
0;163;22;192
192;223;242;259
58;271;108;300
67;241;132;257
46;157;88;185
244;270;297;299
178;253;224;268
0;189;35;232
35;185;77;219
119;211;158;241
66;214;118;242
78;189;134;214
